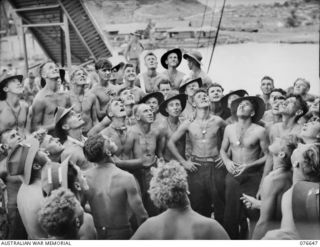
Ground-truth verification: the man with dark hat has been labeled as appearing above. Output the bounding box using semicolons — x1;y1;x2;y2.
160;48;185;90
168;89;227;225
68;67;98;136
220;96;268;239
139;92;165;127
31;61;71;133
0;74;29;136
54;107;92;170
179;77;202;121
183;50;212;89
158;92;187;162
110;62;125;86
219;89;248;123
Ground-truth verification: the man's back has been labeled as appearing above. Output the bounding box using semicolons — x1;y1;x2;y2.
132;208;229;240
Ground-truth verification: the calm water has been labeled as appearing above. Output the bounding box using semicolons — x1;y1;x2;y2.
136;43;319;95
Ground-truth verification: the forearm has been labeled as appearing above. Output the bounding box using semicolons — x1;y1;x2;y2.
220;149;231;164
252;219;275;240
167;140;186;163
115;158;143;170
247;155;267;168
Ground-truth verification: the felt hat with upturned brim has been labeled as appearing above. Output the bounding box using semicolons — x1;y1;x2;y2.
179;77;202;94
111;62;125;72
54;106;73;126
183;50;202;66
6;136;40;185
161;48;182;69
41;156;71;196
0;75;23;100
231;96;265;123
139;92;165;106
159;92;188;117
220;89;248;109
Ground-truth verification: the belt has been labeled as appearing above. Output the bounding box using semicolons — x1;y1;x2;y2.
190;155;224;168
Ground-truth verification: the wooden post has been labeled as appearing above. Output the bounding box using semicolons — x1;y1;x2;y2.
63;13;71;71
19;19;28;76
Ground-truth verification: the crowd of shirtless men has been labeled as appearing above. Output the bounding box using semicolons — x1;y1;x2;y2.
0;47;319;240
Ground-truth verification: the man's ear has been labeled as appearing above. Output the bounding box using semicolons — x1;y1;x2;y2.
32;163;42;170
295;109;303;117
3;86;8;93
251;110;255;117
62;123;69;131
165;59;169;66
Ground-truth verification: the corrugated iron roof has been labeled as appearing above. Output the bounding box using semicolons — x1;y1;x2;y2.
8;0;113;65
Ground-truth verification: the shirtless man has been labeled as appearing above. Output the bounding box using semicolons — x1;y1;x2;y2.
139;92;165;127
207;83;226;119
124;32;144;74
136;52;164;93
260;95;308;195
129;104;165;216
160;48;185;90
0;75;29;136
31;62;71;133
258;76;275;111
300;118;320;144
263;143;320;240
23;71;39;105
248;135;299;239
121;63;145;103
293;77;313;101
168;89;227;225
158;92;187;162
83;134;148;239
179;78;202;121
118;87;137;126
157;79;172;100
262;88;286;125
132;161;229;240
90;57;118;120
220;96;268;239
183;50;212;89
54;107;92;170
69;67;98;136
0;129;26;239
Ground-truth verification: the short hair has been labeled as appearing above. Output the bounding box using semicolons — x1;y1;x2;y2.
39;61;55;78
207;82;224;93
70;67;88;83
123;63;135;72
0;128;14;143
95;57;112;71
144;52;157;61
117;87;130;97
286;94;308;120
281;135;301;169
192;88;207;99
157;79;172;89
38;187;81;238
105;97;122;118
271;88;286;96
83;134;106;163
293;78;310;90
55;112;70;145
301;144;320;182
261;76;274;84
149;160;188;209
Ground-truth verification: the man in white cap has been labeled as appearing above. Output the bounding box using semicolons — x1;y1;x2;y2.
160;48;185;90
68;67;98;136
183;50;212;89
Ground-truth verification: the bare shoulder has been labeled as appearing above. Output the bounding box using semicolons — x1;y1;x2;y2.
195;216;229;239
210;115;225;126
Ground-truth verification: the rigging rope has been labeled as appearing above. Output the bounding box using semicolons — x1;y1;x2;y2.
207;0;227;74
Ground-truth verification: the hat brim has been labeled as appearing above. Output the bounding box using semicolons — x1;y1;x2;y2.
54;107;73;126
0;75;23;96
179;77;203;93
183;53;201;66
159;94;188;117
112;62;125;72
24;137;40;185
161;48;182;69
230;96;265;123
139;92;165;106
220;89;248;109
